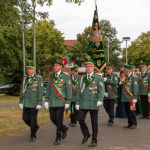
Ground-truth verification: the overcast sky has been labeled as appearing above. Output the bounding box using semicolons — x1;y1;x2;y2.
39;0;150;47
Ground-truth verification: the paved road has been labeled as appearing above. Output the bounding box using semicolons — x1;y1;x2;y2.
0;106;150;150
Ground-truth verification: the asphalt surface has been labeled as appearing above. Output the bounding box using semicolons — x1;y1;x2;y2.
0;106;150;150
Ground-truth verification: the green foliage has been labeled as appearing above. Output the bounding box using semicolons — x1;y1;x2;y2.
66;0;85;5
127;31;150;67
0;0;22;84
25;20;65;78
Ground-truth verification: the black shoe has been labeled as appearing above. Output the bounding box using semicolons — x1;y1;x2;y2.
54;139;61;145
107;119;113;126
124;125;131;128
88;141;97;147
130;125;137;129
107;122;113;126
139;116;146;119
70;123;76;127
62;128;68;140
35;125;40;133
29;137;36;142
82;134;91;144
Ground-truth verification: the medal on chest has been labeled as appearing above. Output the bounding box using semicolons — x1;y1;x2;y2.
55;77;63;88
32;81;38;91
89;81;97;94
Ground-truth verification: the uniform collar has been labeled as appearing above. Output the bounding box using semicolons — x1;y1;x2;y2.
128;73;132;77
55;70;61;76
141;70;147;75
27;73;35;78
87;72;94;78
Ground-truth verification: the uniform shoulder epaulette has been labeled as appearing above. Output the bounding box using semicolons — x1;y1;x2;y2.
36;75;42;77
113;72;119;76
95;73;102;76
63;72;69;75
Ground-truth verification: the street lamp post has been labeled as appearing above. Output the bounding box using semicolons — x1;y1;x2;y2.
20;0;26;77
32;0;36;72
107;38;110;63
122;37;131;64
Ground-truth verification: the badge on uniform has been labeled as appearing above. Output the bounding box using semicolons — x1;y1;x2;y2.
32;81;38;91
55;78;63;88
89;81;97;94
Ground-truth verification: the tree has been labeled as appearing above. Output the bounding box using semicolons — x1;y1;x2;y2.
127;31;150;66
25;19;66;78
0;0;22;84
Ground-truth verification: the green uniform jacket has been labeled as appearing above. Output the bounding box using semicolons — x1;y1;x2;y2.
77;73;105;110
45;72;72;107
104;72;118;99
138;71;150;95
19;75;43;108
70;75;80;102
121;74;138;102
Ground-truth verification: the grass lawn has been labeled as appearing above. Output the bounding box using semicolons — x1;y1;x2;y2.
0;94;50;135
0;94;70;136
0;94;19;104
0;107;50;135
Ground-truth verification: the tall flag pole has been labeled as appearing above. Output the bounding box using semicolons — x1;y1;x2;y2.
87;0;106;72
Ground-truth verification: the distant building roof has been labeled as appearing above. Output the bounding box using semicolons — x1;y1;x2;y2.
64;40;77;46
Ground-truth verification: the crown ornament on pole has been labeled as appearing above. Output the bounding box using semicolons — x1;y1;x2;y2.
90;0;103;47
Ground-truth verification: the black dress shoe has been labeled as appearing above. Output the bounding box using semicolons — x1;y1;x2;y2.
124;125;131;128
107;122;113;126
29;137;36;142
88;141;97;147
82;134;91;144
70;123;76;127
35;125;40;133
130;125;137;129
146;116;150;119
62;128;68;139
139;116;146;119
54;139;61;145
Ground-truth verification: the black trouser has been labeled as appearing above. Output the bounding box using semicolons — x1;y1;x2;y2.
49;107;67;140
78;109;98;142
124;102;137;126
70;102;78;124
103;99;115;123
22;107;38;138
140;95;150;117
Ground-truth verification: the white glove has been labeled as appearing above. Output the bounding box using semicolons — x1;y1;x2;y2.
19;103;23;109
104;92;108;97
103;77;107;82
132;99;137;103
75;105;80;110
65;104;70;109
36;105;42;110
148;93;150;98
97;101;103;107
44;102;49;109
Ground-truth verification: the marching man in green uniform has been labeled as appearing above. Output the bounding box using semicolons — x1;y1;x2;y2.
19;60;43;142
76;59;104;147
122;64;138;129
44;59;72;145
138;62;150;119
103;63;118;126
69;66;79;127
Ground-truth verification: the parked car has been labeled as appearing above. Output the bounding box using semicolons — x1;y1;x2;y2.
0;70;22;96
0;83;21;96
